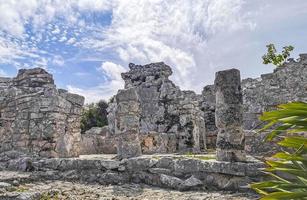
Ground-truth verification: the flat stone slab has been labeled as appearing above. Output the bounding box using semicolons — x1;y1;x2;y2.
1;154;265;192
0;171;31;183
44;154;263;176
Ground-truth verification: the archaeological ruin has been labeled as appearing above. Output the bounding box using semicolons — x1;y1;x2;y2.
81;54;307;156
0;68;84;158
0;54;306;196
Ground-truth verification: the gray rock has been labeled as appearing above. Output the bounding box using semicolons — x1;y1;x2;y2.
107;62;206;154
214;69;246;162
0;68;84;158
148;168;172;175
0;182;12;189
182;175;203;188
115;88;142;159
99;172;129;185
100;160;120;170
160;174;184;190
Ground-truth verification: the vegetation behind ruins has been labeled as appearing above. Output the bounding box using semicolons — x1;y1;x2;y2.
80;100;109;133
262;44;294;67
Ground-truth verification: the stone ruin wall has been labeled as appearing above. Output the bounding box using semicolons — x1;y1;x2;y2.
106;63;206;156
1;54;306;157
0;67;265;193
0;68;84;158
85;56;306;156
200;54;307;151
243;54;307;129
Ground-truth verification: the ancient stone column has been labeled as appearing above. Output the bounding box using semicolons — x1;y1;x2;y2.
115;88;142;159
214;69;246;162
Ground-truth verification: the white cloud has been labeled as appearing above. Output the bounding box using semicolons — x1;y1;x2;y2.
51;26;61;34
66;37;76;45
59;36;67;42
2;0;306;104
79;0;256;91
77;0;112;11
0;0;111;68
68;61;126;103
0;69;8;77
52;55;65;66
99;61;126;81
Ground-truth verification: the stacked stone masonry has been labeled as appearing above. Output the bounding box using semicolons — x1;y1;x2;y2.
242;54;307;130
0;151;264;192
214;69;246;162
0;68;84;158
101;58;307;155
107;63;206;156
1;55;306;157
200;55;307;149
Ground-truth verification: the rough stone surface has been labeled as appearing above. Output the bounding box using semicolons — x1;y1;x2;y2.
0;179;258;200
214;69;246;162
242;55;307;130
0;153;264;192
201;85;217;148
107;62;206;154
79;126;117;155
244;130;282;156
115;88;142;159
200;56;307;149
0;68;84;158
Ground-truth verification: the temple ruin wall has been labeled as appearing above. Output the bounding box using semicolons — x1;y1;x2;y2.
0;68;84;158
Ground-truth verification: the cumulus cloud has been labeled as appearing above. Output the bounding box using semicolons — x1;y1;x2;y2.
79;0;256;91
2;0;306;103
0;0;111;68
68;61;126;103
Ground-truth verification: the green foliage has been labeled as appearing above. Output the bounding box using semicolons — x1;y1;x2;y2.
250;102;307;200
259;102;307;141
80;100;108;133
262;44;294;67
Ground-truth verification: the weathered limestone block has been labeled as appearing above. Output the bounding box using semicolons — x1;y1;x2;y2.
201;85;218;148
214;69;246;162
0;68;84;158
1;154;264;192
242;54;307;129
117;132;142;159
80;126;117;155
115;88;142;159
108;62;206;154
140;132;177;154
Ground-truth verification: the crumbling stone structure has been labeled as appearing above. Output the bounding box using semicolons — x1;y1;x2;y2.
79;126;116;155
0;68;84;158
108;63;206;155
201;55;307;149
115;88;142;159
214;69;246;162
201;85;217;148
1;54;305;158
242;54;307;129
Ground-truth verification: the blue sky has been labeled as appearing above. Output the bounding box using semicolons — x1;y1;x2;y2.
0;0;307;103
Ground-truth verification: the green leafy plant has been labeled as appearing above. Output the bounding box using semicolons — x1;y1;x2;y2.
80;100;108;133
262;44;294;67
250;102;307;200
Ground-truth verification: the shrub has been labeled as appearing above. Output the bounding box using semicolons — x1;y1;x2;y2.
250;102;307;200
262;44;294;67
80;100;108;133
